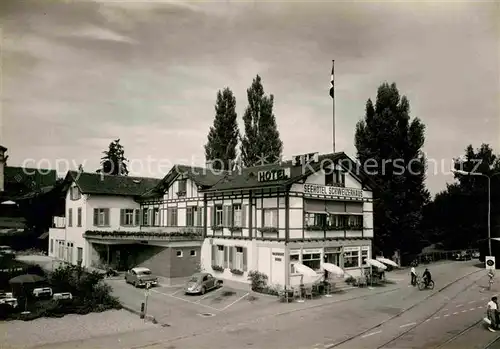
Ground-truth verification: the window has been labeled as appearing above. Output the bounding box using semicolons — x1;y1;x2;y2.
304;213;327;229
167;208;178;226
153;208;160;226
67;242;74;263
361;247;369;265
134;209;140;225
77;208;82;227
234;246;244;270
302;253;321;271
344;249;360;268
336;170;345;186
290;252;300;274
186;207;196;227
77;247;83;264
68;208;73;227
327;215;346;229
325;172;334;186
50;239;54;254
176;250;183;257
142;208;150;226
177;179;187;194
70;187;81;200
93;208;110;226
121;209;135;226
262;209;278;228
190;250;196;257
216;245;224;266
232;204;242;227
214;205;223;227
347;215;363;229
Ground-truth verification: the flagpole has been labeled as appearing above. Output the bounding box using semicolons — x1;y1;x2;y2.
331;60;336;153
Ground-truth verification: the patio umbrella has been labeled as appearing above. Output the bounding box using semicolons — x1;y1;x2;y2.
322;263;344;277
365;259;387;270
9;274;45;315
376;257;399;268
9;274;45;285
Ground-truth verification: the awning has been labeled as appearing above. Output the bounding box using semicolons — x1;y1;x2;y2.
322;263;344;276
38;232;49;239
365;258;387;270
376;257;398;268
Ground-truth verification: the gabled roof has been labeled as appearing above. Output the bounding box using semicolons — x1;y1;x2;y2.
202;152;376;192
5;166;58;189
140;165;229;198
64;171;161;197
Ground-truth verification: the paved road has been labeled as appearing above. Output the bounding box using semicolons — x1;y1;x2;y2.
35;261;484;349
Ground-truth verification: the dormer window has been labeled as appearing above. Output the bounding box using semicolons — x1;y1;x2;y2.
70;186;81;200
177;179;187;196
325;168;345;187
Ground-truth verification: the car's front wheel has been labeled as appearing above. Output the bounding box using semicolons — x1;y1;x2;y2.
200;287;206;295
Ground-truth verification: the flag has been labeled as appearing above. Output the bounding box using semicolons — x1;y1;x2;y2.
329;60;334;98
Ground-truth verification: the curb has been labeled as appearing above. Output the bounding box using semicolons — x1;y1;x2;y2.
121;304;157;323
325;268;482;348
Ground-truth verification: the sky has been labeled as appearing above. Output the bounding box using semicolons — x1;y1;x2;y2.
1;0;498;195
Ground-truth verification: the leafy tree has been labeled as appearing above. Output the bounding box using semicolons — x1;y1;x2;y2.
422;144;500;250
97;139;129;176
355;82;430;258
204;88;239;171
240;75;283;167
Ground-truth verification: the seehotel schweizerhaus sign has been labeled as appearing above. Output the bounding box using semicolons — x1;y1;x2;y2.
303;184;363;199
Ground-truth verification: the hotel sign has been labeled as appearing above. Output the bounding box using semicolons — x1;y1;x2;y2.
258;168;291;182
303;184;363;199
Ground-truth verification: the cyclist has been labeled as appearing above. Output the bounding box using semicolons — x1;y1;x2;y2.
422;268;432;287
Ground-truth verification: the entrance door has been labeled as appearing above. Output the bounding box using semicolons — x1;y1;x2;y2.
324;252;340;265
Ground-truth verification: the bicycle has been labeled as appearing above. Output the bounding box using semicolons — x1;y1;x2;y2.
418;277;435;290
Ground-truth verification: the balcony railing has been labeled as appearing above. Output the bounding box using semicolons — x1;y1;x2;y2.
305;225;363;231
84;229;203;241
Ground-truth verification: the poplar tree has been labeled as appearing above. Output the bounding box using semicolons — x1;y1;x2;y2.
204;88;239;171
240;75;283;167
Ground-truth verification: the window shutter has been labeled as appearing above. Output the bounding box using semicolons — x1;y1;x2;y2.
228;246;234;269
135;209;140;225
93;209;98;226
228;206;233;227
209;207;213;227
224;246;229;268
120;209;125;225
148;209;153;225
211;245;216;265
104;209;110;226
222;206;227;227
243;248;248;271
242;205;247;228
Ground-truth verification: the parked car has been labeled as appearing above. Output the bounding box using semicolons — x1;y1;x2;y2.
472;251;480;258
125;267;158;288
455;251;472;261
184;272;223;295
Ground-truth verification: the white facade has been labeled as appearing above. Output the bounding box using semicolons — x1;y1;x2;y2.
200;160;375;287
48;182;141;267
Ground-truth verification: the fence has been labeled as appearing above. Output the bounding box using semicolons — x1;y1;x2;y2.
415;248;479;265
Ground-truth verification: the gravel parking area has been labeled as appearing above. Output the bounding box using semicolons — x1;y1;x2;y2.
0;309;158;348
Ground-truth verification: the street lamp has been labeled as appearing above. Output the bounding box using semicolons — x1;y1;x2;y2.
451;168;500;256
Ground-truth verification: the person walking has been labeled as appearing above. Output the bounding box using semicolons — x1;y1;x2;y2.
487;296;498;332
410;265;417;286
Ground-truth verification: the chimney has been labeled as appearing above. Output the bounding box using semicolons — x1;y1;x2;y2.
0;145;7;192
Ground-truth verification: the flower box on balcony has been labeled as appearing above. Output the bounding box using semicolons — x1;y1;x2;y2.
212;265;224;272
230;268;244;275
258;227;278;234
305;225;324;231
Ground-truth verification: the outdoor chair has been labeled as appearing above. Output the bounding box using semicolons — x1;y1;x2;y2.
292;287;301;299
304;287;313;299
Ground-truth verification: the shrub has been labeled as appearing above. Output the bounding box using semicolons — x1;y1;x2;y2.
345;276;356;284
247;270;268;291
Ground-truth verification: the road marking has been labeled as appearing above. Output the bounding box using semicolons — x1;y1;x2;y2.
444;314;450;317
469;301;476;304
478;306;483;308
400;322;416;328
219;292;250;311
195;287;222;303
462;310;467;313
170;288;184;296
443;309;449;312
362;330;382;338
453;312;459;315
456;304;463;307
425;319;431;322
151;289;220;311
434;316;440;320
470;308;475;311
